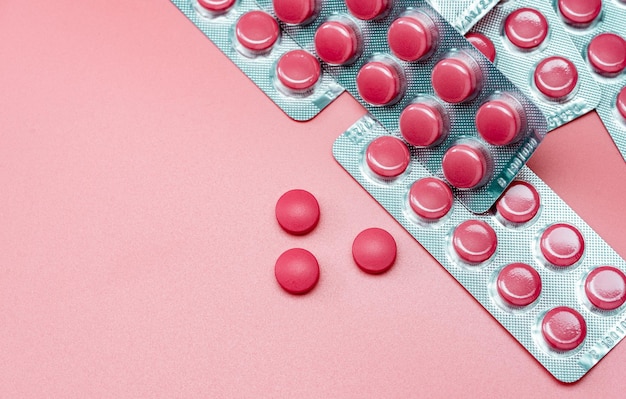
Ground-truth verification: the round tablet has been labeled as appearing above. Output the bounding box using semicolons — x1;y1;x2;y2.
496;181;540;224
352;228;397;274
387;14;436;62
540;223;585;267
275;50;321;92
198;0;237;13
541;307;586;351
442;143;489;189
585;266;626;310
431;55;482;103
314;20;360;65
235;11;280;53
557;0;602;26
275;248;320;294
452;220;498;264
587;33;626;76
399;102;446;147
475;99;523;146
345;0;390;20
504;8;549;50
616;87;626;120
408;177;453;220
497;263;542;307
275;189;320;235
356;61;404;106
534;56;578;100
465;32;496;63
273;0;318;25
365;136;410;178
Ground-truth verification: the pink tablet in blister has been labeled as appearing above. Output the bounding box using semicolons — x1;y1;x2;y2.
273;0;319;25
198;0;237;14
465;32;496;63
235;10;281;54
314;18;361;65
275;49;322;93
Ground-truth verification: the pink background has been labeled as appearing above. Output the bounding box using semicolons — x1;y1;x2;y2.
1;1;625;397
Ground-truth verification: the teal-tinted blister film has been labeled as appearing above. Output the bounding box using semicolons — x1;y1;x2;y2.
426;0;501;34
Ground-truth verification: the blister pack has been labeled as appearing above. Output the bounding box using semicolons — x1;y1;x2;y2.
170;0;343;121
256;0;549;213
426;0;501;34
549;0;626;160
467;0;602;131
333;114;626;383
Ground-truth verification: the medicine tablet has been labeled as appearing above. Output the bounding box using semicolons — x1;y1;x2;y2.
352;227;397;274
585;266;626;311
365;136;410;178
275;248;320;294
496;181;540;224
197;0;236;13
356;60;404;106
534;56;578;100
399;102;446;147
442;143;489;189
314;20;360;65
541;307;587;351
497;263;542;307
475;98;523;146
431;54;482;103
387;13;436;62
617;87;626;120
504;8;549;51
452;220;497;264
540;223;585;267
273;0;318;25
275;189;320;235
408;177;453;220
465;32;496;63
587;33;626;76
235;10;280;53
345;0;390;20
557;0;602;26
275;50;321;92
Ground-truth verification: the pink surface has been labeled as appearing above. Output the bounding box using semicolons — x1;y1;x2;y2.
1;1;626;397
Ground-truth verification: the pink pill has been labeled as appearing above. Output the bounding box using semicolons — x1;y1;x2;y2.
442;143;489;189
314;20;360;65
541;307;586;351
452;220;497;264
496;181;540;224
534;56;578;100
497;263;542;307
465;32;496;63
475;98;524;146
587;33;626;76
356;60;404;106
275;248;320;294
345;0;390;20
399;102;447;147
504;8;549;50
617;87;626;120
408;177;453;220
276;50;321;92
585;266;626;311
235;11;280;53
197;0;236;13
557;0;602;26
431;54;482;103
275;189;320;235
387;13;436;62
540;223;585;267
352;228;397;274
273;0;318;25
365;136;410;178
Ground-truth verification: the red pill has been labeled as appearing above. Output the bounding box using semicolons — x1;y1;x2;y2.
558;0;602;26
442;143;489;189
408;177;453;220
587;33;626;76
235;11;280;53
275;248;320;294
387;13;436;62
497;263;542;307
431;54;482;103
617;87;626;120
273;0;318;25
585;266;626;310
345;0;390;20
540;223;584;267
365;136;410;178
504;8;549;50
314;20;360;65
496;181;540;224
357;60;404;106
275;189;320;235
352;228;397;274
476;98;524;146
197;0;236;13
452;220;498;264
399;102;447;147
534;56;578;100
276;50;321;92
465;32;496;63
541;307;586;351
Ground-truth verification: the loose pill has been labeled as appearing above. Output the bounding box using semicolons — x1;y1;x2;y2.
442;143;489;189
399;102;446;147
365;136;410;178
504;8;549;50
587;33;626;76
497;263;542;307
275;248;320;294
617;87;626;120
387;13;436;62
496;181;540;224
356;60;404;106
452;220;498;264
585;266;626;311
273;0;318;25
408;177;453;220
275;189;320;235
465;32;496;63
352;227;397;274
534;56;578;100
314;20;360;65
475;98;524;146
431;54;482;103
557;0;602;26
235;11;280;53
197;0;237;13
540;223;584;267
275;50;321;92
541;307;586;351
345;0;390;20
